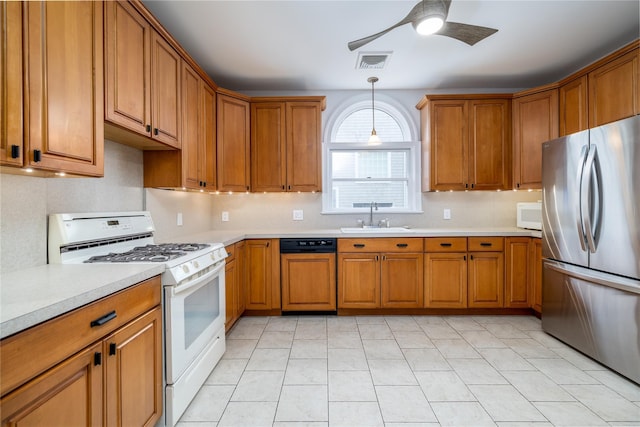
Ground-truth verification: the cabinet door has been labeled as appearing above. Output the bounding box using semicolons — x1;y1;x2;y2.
235;241;246;316
151;31;181;148
512;90;558;189
505;238;530;308
251;102;286;192
468;252;504;308
286;101;322;192
24;1;104;176
589;48;639;127
381;253;424;308
201;83;217;189
0;1;23;167
1;343;103;426
105;0;151;137
424;253;467;308
217;94;251;192
429;100;468;190
225;253;237;329
531;238;543;313
468;99;511;190
181;61;201;189
338;253;380;308
281;253;337;311
105;307;162;427
559;76;588;136
244;239;279;310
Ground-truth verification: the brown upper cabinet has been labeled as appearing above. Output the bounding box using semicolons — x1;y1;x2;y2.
417;95;511;191
559;41;639;136
1;1;104;176
251;97;325;192
143;61;216;190
0;2;23;168
217;90;251;192
105;0;181;149
512;87;559;190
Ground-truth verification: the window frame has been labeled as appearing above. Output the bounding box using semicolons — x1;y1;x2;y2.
322;98;422;215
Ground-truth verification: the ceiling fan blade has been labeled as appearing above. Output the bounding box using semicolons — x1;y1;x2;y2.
436;21;498;46
348;19;410;51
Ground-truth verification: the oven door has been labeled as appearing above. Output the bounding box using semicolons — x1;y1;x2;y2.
164;260;225;384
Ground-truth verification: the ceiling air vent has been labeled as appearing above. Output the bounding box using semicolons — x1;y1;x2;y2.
356;52;392;70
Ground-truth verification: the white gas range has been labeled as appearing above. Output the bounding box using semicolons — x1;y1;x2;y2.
48;211;227;426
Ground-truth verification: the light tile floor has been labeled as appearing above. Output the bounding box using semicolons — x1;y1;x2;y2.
177;315;640;427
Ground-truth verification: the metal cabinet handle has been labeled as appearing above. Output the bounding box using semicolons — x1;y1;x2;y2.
33;149;42;162
109;343;117;356
94;352;102;366
10;145;19;159
90;310;117;327
440;243;452;247
146;124;151;132
396;243;408;248
154;128;159;136
354;244;365;248
463;255;467;260
480;242;492;247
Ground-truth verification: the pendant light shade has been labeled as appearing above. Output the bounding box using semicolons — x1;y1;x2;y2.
367;76;381;145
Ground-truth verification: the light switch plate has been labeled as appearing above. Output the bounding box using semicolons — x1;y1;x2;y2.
293;210;304;221
177;212;183;226
221;211;229;222
443;208;451;220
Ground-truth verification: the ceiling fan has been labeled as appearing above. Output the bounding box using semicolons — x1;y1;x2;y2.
347;0;498;51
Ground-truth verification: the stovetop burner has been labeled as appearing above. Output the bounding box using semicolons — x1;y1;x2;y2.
83;243;211;263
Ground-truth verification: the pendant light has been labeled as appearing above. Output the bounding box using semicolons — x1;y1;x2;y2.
367;76;381;145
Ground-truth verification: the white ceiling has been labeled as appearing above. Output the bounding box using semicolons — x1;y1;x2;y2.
141;0;640;92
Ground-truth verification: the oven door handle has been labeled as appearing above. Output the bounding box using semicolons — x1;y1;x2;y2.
171;261;225;295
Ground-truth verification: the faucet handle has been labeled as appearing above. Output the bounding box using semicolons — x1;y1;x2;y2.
356;219;364;228
378;218;390;228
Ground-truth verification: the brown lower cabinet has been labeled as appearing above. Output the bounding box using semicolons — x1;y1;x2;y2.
281;253;337;311
225;241;246;331
424;237;505;308
531;238;543;313
244;239;280;311
338;238;424;309
0;277;163;427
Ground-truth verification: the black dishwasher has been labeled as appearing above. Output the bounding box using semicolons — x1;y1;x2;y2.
280;238;337;313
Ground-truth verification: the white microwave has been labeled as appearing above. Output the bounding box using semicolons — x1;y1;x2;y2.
517;202;542;230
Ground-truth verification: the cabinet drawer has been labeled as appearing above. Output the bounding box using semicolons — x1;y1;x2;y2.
338;238;423;253
0;276;161;397
424;237;467;252
468;237;504;251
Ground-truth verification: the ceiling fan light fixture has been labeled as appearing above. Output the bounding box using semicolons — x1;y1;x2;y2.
415;16;444;35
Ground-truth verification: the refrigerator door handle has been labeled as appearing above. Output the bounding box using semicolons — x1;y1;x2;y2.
582;145;600;253
545;260;640;295
576;145;589;251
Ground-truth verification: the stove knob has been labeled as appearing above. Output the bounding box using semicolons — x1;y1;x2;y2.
182;265;190;274
193;260;199;269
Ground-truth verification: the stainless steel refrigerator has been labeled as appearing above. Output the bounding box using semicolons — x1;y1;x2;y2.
542;114;640;384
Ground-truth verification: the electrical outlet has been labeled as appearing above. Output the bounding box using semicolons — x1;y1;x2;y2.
443;208;451;220
177;212;183;226
221;211;229;222
293;209;304;221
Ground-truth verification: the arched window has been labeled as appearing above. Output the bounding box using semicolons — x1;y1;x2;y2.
323;98;421;214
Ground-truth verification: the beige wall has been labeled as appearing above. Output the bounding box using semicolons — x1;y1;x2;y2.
204;190;541;231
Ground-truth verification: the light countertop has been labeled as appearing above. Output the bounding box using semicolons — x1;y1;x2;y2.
163;227;542;246
1;227;541;339
0;264;164;339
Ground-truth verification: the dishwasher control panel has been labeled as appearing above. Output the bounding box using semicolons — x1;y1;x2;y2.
280;238;337;253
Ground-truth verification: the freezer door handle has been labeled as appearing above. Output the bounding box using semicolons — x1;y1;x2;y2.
581;145;600;253
544;260;640;295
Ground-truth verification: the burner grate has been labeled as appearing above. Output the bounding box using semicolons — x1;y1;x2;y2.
82;243;210;263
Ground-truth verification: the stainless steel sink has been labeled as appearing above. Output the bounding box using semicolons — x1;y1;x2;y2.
340;227;414;233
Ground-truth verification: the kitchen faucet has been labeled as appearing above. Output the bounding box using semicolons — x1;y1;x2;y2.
367;201;378;227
